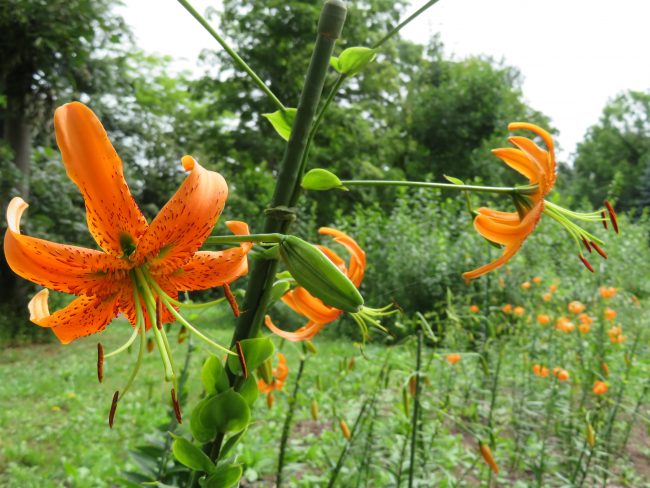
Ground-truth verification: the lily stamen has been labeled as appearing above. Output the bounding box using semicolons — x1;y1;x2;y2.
108;391;119;429
97;343;104;384
223;283;240;317
104;327;140;359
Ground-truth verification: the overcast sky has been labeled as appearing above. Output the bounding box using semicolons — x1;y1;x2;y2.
119;0;650;160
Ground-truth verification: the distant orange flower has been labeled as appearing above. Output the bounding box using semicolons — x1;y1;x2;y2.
513;306;525;317
537;314;550;325
607;325;625;344
532;364;549;377
578;323;590;334
532;276;542;284
549;284;558;293
469;305;480;313
542;292;552;302
555;317;575;333
599;286;617;299
446;353;462;365
578;313;593;325
553;368;570;381
601;362;610;377
265;228;365;341
604;307;617;321
257;353;289;394
593;381;608;395
521;281;531;289
502;304;513;313
568;301;586;314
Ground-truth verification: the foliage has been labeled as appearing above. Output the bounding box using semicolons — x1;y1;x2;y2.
571;90;650;212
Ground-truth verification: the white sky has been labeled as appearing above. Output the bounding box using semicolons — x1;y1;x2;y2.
119;0;650;160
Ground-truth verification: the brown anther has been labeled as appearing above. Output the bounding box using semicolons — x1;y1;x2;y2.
97;343;104;383
604;200;619;234
171;388;182;424
582;238;592;253
155;297;163;330
146;337;154;353
177;326;188;344
579;254;595;273
601;211;608;230
236;340;248;378
108;391;119;429
590;241;608;259
223;284;240;317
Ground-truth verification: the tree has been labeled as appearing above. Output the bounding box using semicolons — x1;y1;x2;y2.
572;90;650;212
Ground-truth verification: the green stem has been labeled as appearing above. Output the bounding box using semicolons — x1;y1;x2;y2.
373;0;441;49
408;326;423;488
196;1;348;473
537;380;558;487
341;179;537;195
204;233;285;245
276;354;307;487
176;0;286;112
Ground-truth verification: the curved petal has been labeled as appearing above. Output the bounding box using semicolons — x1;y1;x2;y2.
473;203;543;245
54;102;147;256
508;136;555;192
316;245;347;273
462;243;523;281
476;207;522;223
319;228;366;287
491;148;543;185
264;315;328;342
162;221;252;291
284;287;342;324
28;289;119;344
508;122;556;179
4;197;128;296
134;156;228;274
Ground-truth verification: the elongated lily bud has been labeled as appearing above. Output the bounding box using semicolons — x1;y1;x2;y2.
305;340;318;354
339;419;351;439
402;387;410;415
279;236;364;313
408;375;417;396
586;423;596;448
311;399;319;421
479;442;499;474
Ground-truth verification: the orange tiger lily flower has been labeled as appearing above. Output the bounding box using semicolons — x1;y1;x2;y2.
5;102;251;345
265;227;366;341
5;103;253;418
463;123;615;280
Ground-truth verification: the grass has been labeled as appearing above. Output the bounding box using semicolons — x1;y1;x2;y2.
1;282;649;487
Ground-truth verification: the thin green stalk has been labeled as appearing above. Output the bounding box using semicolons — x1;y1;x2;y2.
177;0;286;112
276;354;308;487
373;0;441;48
536;380;559;487
341;179;537;195
204;233;284;246
196;2;348;474
408;326;423;488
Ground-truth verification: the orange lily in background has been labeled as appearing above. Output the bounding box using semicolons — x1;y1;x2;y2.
257;353;289;394
4;102;252;416
463;123;615;281
265;228;366;341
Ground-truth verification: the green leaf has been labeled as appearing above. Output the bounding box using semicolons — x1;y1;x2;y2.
301;168;347;191
238;375;259;405
201;355;230;395
219;428;247;459
201;389;251;434
190;397;215;443
170;435;214;473
204;463;243;488
227;337;274;375
443;175;465;185
269;280;292;304
330;47;376;76
262;108;297;141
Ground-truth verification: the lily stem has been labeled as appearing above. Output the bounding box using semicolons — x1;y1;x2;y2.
341;179;537;195
176;0;286;112
373;0;441;49
204;233;285;245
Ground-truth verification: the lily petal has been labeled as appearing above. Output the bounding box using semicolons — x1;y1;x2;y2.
28;289;119;344
134;156;227;274
54;102;147;257
264;315;328;342
283;287;342;324
491;148;543;187
163;221;252;291
4;197;128;296
319;227;366;287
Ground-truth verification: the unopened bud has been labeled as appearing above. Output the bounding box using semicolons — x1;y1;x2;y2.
301;168;347;191
479;442;499;474
586;423;596;448
339;419;351;439
311;399;319;421
305;340;318;354
279;236;364;313
258;358;274;385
